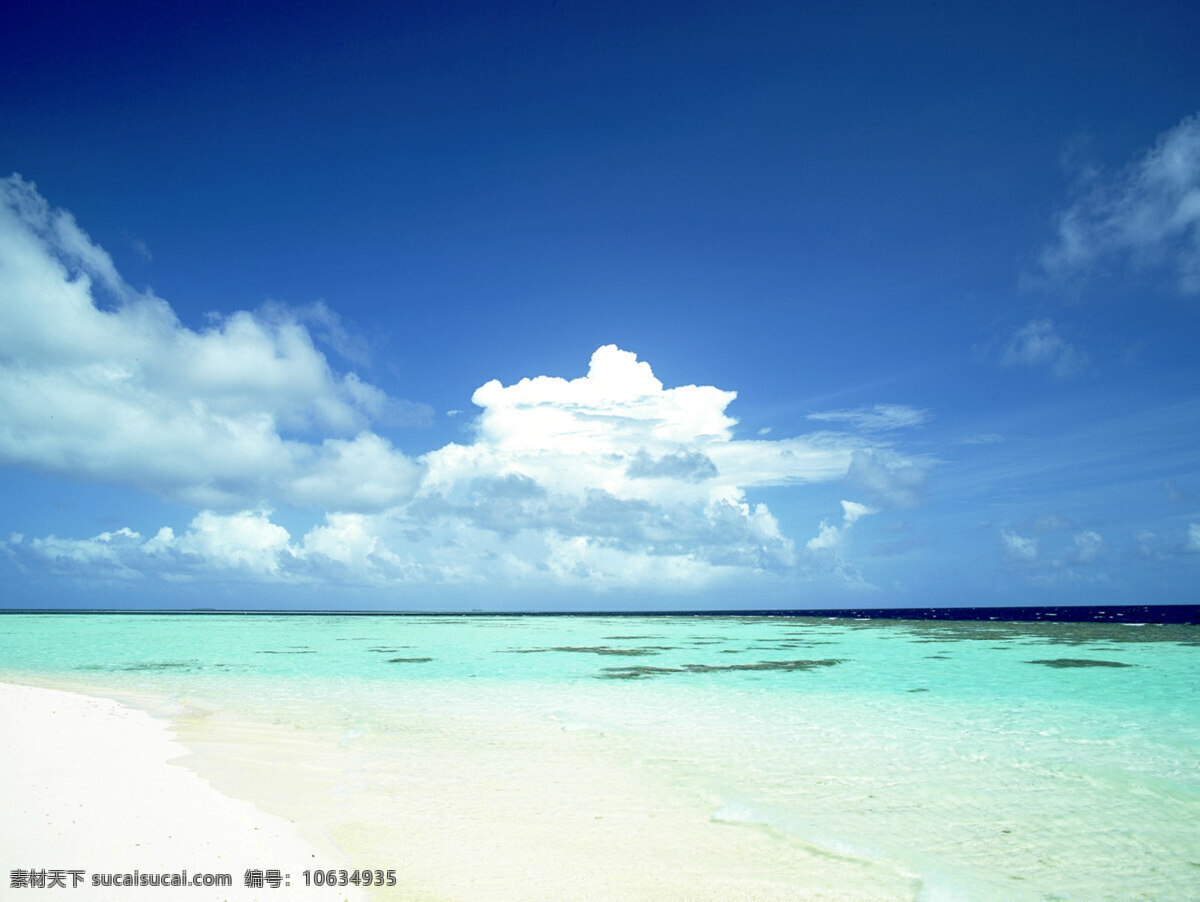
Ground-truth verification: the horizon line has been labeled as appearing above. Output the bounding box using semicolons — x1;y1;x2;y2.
1;604;1197;624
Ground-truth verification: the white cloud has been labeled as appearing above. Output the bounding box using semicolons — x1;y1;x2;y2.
22;527;146;579
840;499;875;525
6;344;927;592
1;180;932;594
1136;529;1160;559
806;500;875;551
1067;529;1104;564
285;299;374;370
845;448;928;508
1041;111;1200;293
173;510;296;576
804;500;878;590
420;345;865;511
1000;525;1109;580
807;404;929;431
0;175;427;511
465;344;736;463
1001;530;1039;563
8;513;300;580
805;522;841;552
406;345;850;581
301;513;381;569
1138;524;1200;560
1000;319;1085;378
1186;523;1200;554
285;433;422;510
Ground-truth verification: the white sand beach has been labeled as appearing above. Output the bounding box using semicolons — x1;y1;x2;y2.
0;682;367;902
1;679;923;901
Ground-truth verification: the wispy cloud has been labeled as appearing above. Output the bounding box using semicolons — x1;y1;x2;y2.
845;449;929;508
802;405;932;508
807;404;929;431
1041;111;1200;294
1000;319;1086;378
957;433;1004;445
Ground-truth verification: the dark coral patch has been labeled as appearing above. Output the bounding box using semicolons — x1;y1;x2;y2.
596;666;681;680
602;635;664;640
256;649;317;654
502;646;663;656
1026;658;1132;668
596;659;844;679
681;659;843;673
80;661;201;671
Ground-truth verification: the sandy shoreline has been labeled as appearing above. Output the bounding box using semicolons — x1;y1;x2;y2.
3;616;1197;901
0;678;923;901
0;681;368;902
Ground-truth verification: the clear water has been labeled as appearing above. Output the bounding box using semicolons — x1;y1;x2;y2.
2;614;1198;900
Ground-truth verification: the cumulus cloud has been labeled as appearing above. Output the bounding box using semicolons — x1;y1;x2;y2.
420;345;868;509
0;175;427;510
1;180;932;594
9;512;299;581
172;510;295;575
404;345;872;584
19;527;148;579
5;345;929;592
1041;112;1200;293
1000;319;1086;378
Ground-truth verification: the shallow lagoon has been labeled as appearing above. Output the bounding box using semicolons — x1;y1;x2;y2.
3;613;1197;900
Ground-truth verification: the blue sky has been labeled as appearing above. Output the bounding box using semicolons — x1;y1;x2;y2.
1;0;1198;609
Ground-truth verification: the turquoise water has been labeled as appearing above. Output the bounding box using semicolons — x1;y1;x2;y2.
2;614;1198;900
